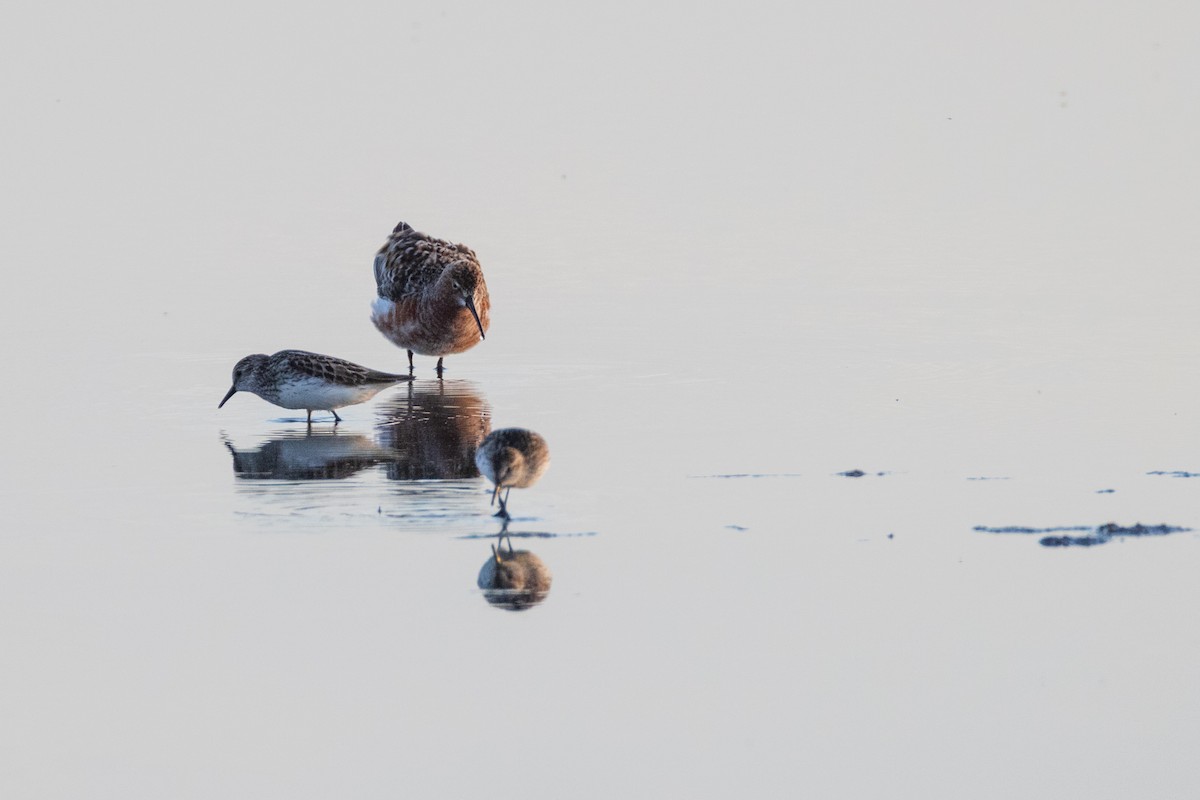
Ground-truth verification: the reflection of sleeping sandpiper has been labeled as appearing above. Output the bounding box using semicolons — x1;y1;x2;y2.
474;428;550;519
370;221;491;377
478;532;553;611
218;350;411;424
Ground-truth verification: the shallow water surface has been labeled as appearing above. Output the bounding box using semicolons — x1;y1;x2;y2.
3;3;1200;799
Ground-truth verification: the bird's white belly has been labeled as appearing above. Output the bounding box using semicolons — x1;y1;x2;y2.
474;449;494;481
273;377;380;410
371;297;395;323
371;298;422;337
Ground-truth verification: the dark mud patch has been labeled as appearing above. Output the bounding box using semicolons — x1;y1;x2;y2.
1147;470;1200;478
975;523;1191;548
1096;523;1187;537
837;469;889;478
1039;534;1114;547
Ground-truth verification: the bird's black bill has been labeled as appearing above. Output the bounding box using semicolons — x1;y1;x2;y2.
218;385;237;408
466;297;486;340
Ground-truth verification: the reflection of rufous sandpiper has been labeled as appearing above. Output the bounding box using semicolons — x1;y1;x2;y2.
371;221;490;378
218;350;411;424
474;428;550;519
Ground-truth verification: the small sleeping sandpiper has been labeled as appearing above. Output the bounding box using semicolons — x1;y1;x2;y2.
474;428;550;519
218;350;412;424
370;221;491;378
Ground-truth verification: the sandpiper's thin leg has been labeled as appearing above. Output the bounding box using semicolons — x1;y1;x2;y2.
306;410;312;424
495;489;510;519
407;350;414;372
332;409;342;423
435;357;445;379
496;521;510;555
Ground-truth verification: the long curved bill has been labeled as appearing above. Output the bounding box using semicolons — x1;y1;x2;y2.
465;297;486;340
490;484;500;506
218;385;238;408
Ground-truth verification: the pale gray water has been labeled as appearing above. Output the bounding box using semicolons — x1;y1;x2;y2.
2;2;1199;798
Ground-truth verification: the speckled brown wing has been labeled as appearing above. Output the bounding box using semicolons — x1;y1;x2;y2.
374;221;481;301
274;350;408;386
488;428;544;454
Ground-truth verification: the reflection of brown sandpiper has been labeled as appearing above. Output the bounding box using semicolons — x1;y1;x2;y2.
375;380;491;480
218;350;411;424
370;221;491;378
474;428;550;519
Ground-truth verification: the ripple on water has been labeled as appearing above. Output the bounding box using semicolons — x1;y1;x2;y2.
222;379;495;531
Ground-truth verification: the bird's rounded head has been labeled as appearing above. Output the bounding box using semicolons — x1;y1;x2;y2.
445;262;487;340
219;353;269;408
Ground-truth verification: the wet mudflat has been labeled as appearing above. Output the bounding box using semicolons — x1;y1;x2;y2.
3;3;1200;799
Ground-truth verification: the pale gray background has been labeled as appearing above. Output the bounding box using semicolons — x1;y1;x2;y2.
2;1;1198;798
